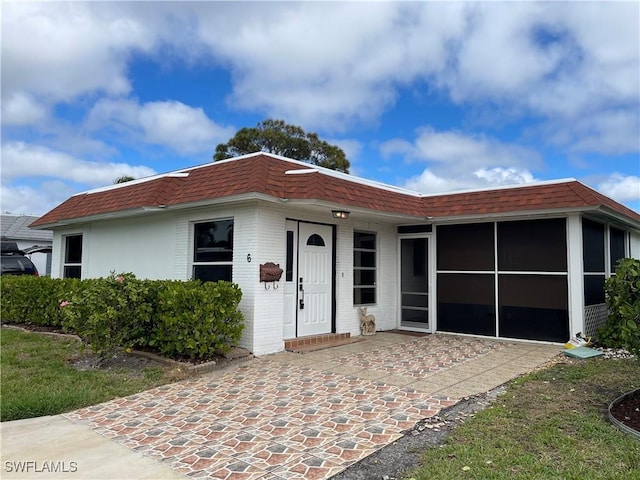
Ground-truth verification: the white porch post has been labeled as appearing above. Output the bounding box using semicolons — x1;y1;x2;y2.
566;214;584;336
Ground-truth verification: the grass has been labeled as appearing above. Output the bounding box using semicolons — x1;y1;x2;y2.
407;357;640;480
1;328;176;422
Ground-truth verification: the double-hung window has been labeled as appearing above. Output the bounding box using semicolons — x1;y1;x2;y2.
193;219;234;282
63;234;83;279
353;231;376;305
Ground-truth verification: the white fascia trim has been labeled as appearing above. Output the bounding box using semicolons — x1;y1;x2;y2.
584;207;640;231
429;206;595;225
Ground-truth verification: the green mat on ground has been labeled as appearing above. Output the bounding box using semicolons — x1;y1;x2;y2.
563;346;603;359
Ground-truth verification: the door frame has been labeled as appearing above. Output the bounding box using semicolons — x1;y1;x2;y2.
284;219;336;339
397;233;435;333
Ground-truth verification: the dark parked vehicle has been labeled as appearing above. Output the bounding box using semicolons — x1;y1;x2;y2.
1;241;39;276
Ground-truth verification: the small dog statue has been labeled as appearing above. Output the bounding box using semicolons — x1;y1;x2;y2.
358;306;376;335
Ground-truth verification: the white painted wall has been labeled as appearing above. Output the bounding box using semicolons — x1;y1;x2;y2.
335;218;399;336
84;215;177;279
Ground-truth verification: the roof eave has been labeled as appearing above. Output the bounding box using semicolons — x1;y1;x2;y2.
32;192;283;229
585;206;640;231
429;205;640;229
429;206;599;224
283;199;428;221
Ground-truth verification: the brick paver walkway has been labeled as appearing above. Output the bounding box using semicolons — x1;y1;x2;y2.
64;333;559;479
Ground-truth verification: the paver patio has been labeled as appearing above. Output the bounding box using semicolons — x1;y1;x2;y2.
63;333;560;479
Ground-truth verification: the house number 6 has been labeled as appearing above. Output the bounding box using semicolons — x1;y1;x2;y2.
247;254;252;263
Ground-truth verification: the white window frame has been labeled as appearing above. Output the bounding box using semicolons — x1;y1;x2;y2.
191;218;234;282
353;230;377;305
62;234;83;279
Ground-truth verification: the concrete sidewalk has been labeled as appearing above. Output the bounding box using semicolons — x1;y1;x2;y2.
1;333;561;479
0;415;186;479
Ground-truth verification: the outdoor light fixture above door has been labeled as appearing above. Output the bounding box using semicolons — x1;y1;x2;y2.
332;210;350;219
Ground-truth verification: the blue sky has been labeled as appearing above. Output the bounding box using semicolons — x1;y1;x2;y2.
2;1;639;216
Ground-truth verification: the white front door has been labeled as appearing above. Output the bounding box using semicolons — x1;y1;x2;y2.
283;221;333;338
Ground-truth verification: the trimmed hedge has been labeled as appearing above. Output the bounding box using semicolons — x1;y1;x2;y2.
1;274;244;362
151;280;244;359
0;276;84;327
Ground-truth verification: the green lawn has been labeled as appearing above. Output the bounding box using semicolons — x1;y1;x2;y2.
407;357;640;480
1;328;176;422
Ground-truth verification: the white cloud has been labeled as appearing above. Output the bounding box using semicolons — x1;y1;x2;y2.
0;2;173;104
4;2;636;152
383;127;542;173
596;174;640;204
474;167;536;185
87;99;235;155
1;92;48;126
1;181;78;216
193;2;467;131
383;128;540;194
1;142;156;186
403;167;537;195
403;169;473;194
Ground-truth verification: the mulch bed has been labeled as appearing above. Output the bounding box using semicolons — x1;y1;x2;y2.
2;322;251;374
610;388;640;432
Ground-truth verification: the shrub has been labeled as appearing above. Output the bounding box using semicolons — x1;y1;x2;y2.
1;276;83;327
61;273;155;364
598;258;640;357
2;274;245;362
151;280;244;359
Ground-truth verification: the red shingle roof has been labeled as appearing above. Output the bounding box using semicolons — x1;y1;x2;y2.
421;181;640;221
30;153;640;228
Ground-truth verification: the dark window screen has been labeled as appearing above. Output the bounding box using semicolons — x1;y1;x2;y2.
354;288;376;305
582;219;604;272
398;224;432;234
498;275;569;342
354;232;376;249
437;273;495;335
584;275;606;305
193;265;232;283
354;250;376;268
498;219;567;272
286;230;294;282
306;234;325;247
437;223;494;271
194;220;233;262
65;235;82;263
610;228;626;273
63;266;82;279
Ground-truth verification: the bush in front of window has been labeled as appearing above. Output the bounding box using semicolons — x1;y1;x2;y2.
150;280;244;360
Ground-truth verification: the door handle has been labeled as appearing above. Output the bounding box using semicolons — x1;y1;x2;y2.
299;278;305;309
